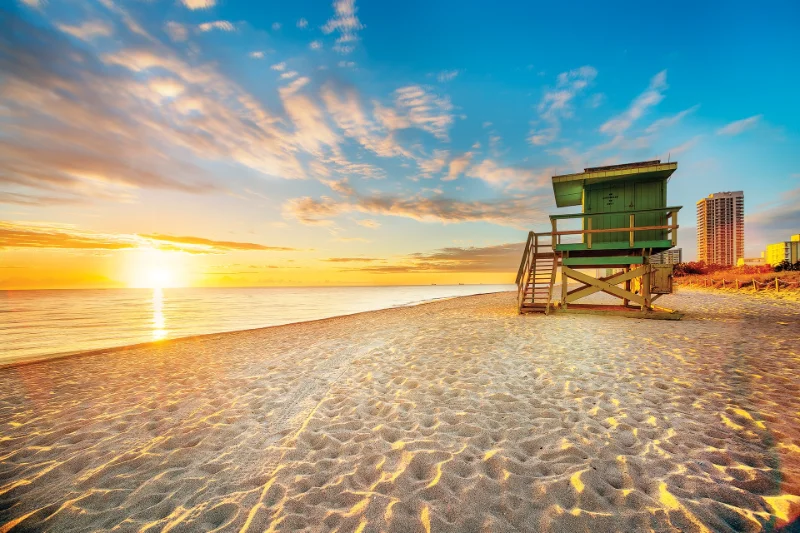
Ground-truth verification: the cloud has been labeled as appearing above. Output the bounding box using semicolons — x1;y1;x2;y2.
140;234;296;252
445;152;472;181
284;179;551;228
645;104;699;134
392;86;454;141
437;70;460;82
164;21;188;42
716;114;762;136
418;150;450;177
355;219;380;228
249;51;265;59
199;20;235;32
0;14;316;209
0;222;297;253
297;18;309;28
271;62;286;71
465;159;549;190
310;40;322;50
181;0;215;9
321;257;382;262
529;65;597;145
56;20;113;41
280;70;299;79
322;0;364;54
662;135;702;159
340;243;525;273
271;22;282;31
320;83;410;159
600;70;667;135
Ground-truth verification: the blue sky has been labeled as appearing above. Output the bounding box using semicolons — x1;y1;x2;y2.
1;0;799;288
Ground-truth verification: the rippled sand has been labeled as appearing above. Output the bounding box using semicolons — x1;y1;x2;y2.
1;289;799;532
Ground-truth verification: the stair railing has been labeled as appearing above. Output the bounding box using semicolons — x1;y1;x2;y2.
516;231;537;310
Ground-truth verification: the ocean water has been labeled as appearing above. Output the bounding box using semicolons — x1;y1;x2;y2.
0;285;513;365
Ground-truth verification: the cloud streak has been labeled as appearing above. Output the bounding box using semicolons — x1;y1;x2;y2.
600;70;667;135
0;222;297;254
717;114;762;136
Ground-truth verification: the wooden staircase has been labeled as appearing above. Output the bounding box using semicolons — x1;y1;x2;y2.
515;231;559;314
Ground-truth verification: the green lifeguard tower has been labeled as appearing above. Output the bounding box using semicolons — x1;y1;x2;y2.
515;160;682;319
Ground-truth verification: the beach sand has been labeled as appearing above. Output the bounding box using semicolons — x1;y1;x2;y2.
2;289;800;532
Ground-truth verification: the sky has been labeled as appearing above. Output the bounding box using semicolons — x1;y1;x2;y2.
1;0;799;289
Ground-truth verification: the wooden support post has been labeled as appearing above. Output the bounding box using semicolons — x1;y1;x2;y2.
641;262;651;311
629;214;635;247
587;218;592;249
722;279;725;288
672;210;678;246
551;218;558;246
735;279;739;289
753;279;757;290
624;265;630;307
561;253;568;309
776;278;779;291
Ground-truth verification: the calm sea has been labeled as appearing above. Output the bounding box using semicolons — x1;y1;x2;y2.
0;285;513;365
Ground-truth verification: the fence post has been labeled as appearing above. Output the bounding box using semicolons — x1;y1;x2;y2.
753;280;757;290
722;279;725;288
776;278;779;291
735;280;739;289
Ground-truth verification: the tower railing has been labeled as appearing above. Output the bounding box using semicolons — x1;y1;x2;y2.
549;206;681;249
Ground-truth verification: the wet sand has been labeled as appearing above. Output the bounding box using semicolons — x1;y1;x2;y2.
1;289;799;532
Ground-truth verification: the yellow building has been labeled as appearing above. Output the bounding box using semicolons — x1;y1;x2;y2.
765;234;800;266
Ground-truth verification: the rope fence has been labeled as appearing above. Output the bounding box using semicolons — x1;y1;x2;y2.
677;276;800;291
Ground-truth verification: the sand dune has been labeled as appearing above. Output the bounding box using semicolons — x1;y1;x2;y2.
2;289;800;532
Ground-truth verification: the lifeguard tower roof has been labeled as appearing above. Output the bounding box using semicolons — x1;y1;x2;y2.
552;160;678;207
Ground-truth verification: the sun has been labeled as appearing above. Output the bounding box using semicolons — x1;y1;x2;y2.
144;267;175;289
125;249;186;288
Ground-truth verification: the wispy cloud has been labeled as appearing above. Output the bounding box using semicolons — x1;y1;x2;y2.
0;222;297;253
355;219;380;228
466;159;549;190
322;0;364;54
716;114;762;136
418;150;450;177
164;21;188;42
645;104;699;134
297;18;308;28
437;70;461;82
271;61;286;71
529;65;597;145
249;51;265;59
600;70;667;135
321;257;383;262
392;85;454;141
181;0;217;10
310;40;322;50
445;152;473;181
284;179;551;228
339;243;524;273
198;20;235;32
56;20;113;41
181;0;216;10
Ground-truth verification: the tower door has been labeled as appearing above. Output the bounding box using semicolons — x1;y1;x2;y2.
584;182;628;244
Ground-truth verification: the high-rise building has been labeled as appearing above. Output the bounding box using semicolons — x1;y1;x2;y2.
651;248;682;264
765;234;800;266
696;191;744;266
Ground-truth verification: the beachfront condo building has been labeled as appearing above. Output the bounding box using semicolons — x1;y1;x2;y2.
765;234;800;266
696;191;744;266
651;248;683;264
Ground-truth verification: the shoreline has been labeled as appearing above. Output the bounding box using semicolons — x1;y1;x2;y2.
0;290;506;370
